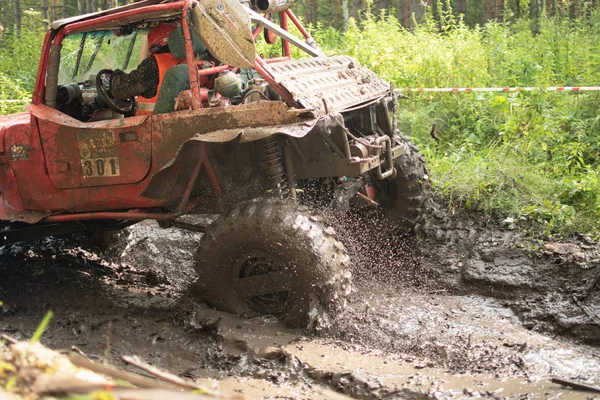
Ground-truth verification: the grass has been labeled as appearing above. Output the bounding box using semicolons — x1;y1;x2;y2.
427;147;599;235
30;311;53;344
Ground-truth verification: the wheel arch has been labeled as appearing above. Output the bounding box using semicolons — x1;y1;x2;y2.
141;117;329;204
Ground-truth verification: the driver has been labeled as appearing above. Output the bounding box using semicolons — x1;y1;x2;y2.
109;23;180;115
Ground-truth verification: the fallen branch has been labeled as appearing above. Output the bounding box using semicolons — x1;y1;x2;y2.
551;377;600;393
0;334;18;345
70;345;90;360
121;355;218;396
110;387;223;399
68;352;180;391
33;375;112;395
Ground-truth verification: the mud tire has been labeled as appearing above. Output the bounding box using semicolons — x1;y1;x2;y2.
193;198;352;328
378;139;430;227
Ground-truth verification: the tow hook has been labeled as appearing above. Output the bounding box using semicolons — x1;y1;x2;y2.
375;136;396;180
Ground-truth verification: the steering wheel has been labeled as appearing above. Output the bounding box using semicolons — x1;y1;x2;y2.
95;69;135;115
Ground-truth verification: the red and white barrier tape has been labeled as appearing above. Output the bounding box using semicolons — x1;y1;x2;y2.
400;86;600;93
2;86;598;104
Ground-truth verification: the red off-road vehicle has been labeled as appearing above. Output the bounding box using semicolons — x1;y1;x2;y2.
0;0;428;327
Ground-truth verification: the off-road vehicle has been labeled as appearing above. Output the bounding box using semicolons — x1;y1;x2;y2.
0;0;429;327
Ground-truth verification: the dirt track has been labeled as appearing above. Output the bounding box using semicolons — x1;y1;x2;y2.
1;203;599;399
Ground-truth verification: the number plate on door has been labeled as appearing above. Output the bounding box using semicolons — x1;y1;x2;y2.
81;157;120;177
77;130;121;178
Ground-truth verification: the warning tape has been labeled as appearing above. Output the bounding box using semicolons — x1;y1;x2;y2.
1;86;599;103
400;86;600;93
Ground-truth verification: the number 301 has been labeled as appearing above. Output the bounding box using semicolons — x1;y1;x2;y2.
82;157;119;177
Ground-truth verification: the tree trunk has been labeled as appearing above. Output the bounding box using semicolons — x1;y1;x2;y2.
572;0;581;18
485;0;495;21
495;0;503;21
303;0;309;24
333;0;341;29
12;0;21;32
401;0;410;27
306;0;315;26
62;0;67;17
456;0;467;17
374;0;391;12
41;0;49;25
77;0;84;15
50;0;58;21
351;0;362;20
410;0;426;26
341;0;349;31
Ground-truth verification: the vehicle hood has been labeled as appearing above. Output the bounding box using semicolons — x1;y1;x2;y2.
0;112;30;130
263;55;390;115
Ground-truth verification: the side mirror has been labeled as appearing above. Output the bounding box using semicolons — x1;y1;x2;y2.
191;0;255;68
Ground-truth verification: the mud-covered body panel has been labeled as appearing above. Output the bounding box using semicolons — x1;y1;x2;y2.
31;105;152;189
0;101;322;222
0;113;49;222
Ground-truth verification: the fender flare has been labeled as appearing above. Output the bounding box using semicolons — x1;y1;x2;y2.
141;114;342;202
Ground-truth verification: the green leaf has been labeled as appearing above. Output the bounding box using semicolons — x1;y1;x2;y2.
30;311;54;344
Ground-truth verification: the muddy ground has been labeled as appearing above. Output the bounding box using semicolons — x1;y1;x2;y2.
1;201;599;399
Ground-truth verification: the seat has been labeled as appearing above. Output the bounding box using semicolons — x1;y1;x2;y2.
153;27;207;115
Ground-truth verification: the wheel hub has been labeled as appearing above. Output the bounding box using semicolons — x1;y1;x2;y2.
234;254;290;315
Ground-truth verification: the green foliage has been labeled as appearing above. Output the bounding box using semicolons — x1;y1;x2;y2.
318;6;600;237
0;28;45;114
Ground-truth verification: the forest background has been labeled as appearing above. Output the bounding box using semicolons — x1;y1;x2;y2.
0;0;599;238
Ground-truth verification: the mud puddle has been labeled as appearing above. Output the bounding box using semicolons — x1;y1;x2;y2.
1;210;599;399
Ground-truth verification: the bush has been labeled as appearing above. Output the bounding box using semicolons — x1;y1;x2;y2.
0;29;45;114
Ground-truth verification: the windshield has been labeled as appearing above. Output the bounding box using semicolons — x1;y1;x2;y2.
58;29;149;85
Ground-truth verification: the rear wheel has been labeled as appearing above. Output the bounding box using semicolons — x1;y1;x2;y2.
193;198;352;328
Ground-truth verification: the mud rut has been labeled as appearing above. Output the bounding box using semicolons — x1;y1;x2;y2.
1;204;599;399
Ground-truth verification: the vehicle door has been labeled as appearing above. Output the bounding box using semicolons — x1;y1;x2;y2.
36;29;153;189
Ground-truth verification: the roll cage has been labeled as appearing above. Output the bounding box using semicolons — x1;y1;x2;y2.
34;0;323;112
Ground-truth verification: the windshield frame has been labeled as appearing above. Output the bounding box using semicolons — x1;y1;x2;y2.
59;29;144;87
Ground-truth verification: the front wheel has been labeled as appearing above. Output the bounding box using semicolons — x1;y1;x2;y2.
193;199;352;328
365;139;430;227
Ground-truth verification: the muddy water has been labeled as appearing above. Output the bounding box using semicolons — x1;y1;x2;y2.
1;211;599;399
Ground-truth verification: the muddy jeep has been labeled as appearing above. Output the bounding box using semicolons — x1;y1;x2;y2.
0;0;428;327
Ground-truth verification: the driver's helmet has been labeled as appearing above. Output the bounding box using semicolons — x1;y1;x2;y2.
148;23;177;54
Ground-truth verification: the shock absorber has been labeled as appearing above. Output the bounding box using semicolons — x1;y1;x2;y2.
263;136;289;198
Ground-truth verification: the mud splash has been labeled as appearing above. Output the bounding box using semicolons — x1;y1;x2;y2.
1;204;599;399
